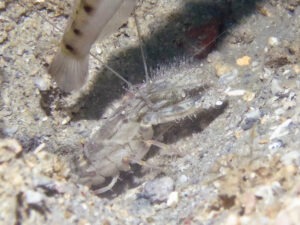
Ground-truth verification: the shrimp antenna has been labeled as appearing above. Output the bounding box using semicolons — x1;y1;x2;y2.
133;13;150;84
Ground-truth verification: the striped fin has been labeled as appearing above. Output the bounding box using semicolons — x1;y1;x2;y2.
49;0;138;92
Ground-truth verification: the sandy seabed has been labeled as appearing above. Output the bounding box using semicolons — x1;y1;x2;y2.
0;0;300;224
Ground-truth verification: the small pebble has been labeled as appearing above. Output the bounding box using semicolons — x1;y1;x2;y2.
167;191;179;207
271;79;284;96
241;108;261;130
251;61;259;67
274;108;285;116
218;71;238;84
242;91;255;102
268;139;284;151
3;126;18;136
95;45;102;55
236;56;251;66
281;151;300;166
260;67;273;80
225;89;246;96
178;175;188;184
246;109;262;120
214;62;237;78
25;190;44;204
61;116;71;125
270;119;292;140
215;100;225;108
268;37;280;46
142;176;175;203
241;117;260;130
34;77;50;91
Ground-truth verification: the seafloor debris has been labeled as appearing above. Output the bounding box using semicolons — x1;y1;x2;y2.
195;150;300;224
0;139;70;225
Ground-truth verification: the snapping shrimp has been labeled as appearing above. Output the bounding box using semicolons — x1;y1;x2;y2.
74;69;227;194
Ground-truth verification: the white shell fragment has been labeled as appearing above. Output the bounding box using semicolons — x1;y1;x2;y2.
167;191;179;207
270;119;293;140
225;89;246;96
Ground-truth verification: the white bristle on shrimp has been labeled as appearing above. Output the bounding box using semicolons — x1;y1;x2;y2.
48;0;138;92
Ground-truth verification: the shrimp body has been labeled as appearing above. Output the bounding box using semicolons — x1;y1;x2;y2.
75;72;227;194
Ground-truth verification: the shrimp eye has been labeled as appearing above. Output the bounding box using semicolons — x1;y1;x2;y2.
83;4;93;14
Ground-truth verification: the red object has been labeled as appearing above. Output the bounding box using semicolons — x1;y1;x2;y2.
185;18;221;59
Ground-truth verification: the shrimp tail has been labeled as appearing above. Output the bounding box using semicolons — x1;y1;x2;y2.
48;50;89;92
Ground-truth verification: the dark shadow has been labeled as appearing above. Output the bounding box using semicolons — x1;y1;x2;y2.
61;0;264;121
157;100;228;144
